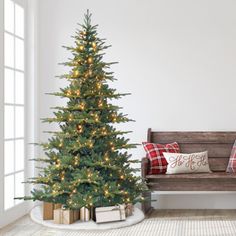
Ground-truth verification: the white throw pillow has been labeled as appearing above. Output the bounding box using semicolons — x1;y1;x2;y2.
163;151;211;174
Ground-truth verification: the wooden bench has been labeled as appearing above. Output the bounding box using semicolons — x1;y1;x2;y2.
141;128;236;214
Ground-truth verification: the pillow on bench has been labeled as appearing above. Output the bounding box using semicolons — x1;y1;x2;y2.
226;140;236;173
163;151;211;174
142;142;180;174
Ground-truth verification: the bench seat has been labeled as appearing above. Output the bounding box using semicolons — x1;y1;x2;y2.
146;172;236;191
146;172;236;179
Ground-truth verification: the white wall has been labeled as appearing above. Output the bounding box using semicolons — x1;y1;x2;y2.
37;0;236;209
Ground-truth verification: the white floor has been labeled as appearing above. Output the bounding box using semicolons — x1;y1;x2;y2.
2;210;236;236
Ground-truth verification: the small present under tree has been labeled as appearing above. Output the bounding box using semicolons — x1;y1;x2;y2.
24;10;146;210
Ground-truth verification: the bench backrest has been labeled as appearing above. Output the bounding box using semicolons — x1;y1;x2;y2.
148;129;236;172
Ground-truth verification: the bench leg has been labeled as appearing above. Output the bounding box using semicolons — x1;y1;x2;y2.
141;190;153;215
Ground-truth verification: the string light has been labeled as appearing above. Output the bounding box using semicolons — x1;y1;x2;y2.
59;142;63;148
76;90;80;96
80;31;86;36
74;156;79;161
88;140;93;148
56;163;60;168
85;72;89;79
68;114;73;122
87;57;93;64
66;90;72;96
74;160;79;165
94;114;99;122
98;100;103;108
96;83;101;89
102;127;107;135
72;61;78;66
88;70;93;76
120;175;124;180
74;156;79;165
79;102;85;110
109;141;115;151
77;124;83;133
111;113;117;122
73;70;79;78
91;130;96;136
79;45;84;51
92;42;97;49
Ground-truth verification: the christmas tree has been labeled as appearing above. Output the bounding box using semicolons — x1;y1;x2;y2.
25;11;146;209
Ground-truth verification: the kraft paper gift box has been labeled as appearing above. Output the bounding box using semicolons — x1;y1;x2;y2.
73;210;80;221
62;209;74;224
54;208;79;224
80;207;90;221
125;203;134;217
53;208;63;224
54;203;62;209
95;204;126;223
43;202;54;220
43;202;63;220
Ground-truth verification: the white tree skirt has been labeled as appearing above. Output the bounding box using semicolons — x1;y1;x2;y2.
30;205;144;230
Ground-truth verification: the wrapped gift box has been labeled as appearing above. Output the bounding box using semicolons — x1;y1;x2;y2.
43;202;63;220
73;210;80;221
62;209;74;224
43;202;54;220
125;203;134;217
95;205;126;223
53;208;80;224
80;207;90;221
54;203;62;209
54;208;63;224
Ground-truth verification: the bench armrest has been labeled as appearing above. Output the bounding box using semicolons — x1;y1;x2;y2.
141;157;149;178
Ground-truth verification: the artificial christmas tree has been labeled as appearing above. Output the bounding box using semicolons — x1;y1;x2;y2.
23;10;146;215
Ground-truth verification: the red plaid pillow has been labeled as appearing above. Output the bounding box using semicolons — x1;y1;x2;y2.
142;142;180;175
226;140;236;173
